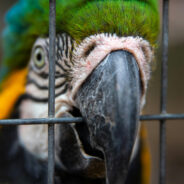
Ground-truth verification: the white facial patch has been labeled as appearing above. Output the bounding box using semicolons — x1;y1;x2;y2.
18;100;49;160
18;94;72;161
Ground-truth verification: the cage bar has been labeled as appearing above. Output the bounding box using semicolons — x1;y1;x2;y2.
160;0;169;184
1;113;184;126
48;0;56;183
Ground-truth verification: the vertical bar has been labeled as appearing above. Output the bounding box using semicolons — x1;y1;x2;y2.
48;0;56;184
160;0;169;184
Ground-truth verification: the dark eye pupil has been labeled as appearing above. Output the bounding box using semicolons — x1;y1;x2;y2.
36;52;42;61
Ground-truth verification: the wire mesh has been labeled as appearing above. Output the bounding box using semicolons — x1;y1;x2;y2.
0;0;182;184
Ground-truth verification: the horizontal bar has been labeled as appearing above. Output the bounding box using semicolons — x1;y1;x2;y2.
0;114;184;126
140;113;184;120
0;117;83;125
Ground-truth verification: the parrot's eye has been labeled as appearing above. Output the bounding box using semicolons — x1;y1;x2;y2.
33;47;45;68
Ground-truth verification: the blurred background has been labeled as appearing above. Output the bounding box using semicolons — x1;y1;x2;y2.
0;0;184;183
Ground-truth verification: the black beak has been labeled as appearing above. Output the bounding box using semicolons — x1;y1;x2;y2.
75;50;141;184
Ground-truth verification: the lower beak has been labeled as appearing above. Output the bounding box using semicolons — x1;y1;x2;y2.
75;50;141;184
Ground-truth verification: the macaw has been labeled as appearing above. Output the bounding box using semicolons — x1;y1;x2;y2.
0;0;159;184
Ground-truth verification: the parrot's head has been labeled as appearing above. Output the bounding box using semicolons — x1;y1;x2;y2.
1;0;159;183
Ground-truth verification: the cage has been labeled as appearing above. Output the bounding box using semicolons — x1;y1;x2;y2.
0;0;184;184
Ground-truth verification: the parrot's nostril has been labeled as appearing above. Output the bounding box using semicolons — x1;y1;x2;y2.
84;43;96;57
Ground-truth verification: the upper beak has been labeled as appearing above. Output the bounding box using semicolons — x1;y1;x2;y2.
75;50;141;184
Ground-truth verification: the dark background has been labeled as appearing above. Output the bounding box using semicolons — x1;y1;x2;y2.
0;1;184;183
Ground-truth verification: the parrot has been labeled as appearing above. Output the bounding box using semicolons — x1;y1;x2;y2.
0;0;159;184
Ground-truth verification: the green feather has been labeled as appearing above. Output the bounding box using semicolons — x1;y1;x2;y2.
0;0;159;81
67;1;159;44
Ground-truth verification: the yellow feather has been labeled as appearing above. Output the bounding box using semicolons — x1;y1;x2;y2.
141;125;151;184
0;68;27;120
